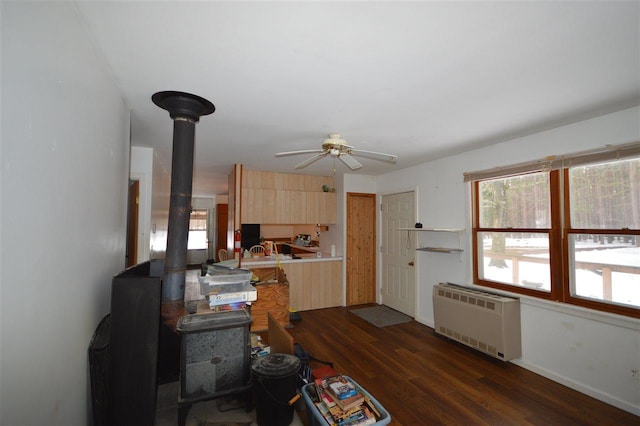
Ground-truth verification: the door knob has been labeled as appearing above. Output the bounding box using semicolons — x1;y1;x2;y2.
408;261;414;266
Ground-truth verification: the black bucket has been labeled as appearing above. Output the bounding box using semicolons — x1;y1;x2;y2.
251;353;301;426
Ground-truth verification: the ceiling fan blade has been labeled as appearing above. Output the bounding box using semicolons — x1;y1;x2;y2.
338;153;363;170
350;148;398;163
295;152;329;169
277;134;397;171
275;149;325;158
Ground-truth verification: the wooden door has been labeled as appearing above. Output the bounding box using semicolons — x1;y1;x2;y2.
381;191;416;316
216;203;228;254
346;192;377;306
126;180;139;267
230;164;242;255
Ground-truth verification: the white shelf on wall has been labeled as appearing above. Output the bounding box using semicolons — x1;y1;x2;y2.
416;247;463;254
396;227;464;254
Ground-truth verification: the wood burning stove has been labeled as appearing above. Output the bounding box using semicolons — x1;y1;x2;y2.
176;310;252;426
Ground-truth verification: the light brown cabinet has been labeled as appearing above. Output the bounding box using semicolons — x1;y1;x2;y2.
283;260;342;311
240;169;336;224
246;259;342;311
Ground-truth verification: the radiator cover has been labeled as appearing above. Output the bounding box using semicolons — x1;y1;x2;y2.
433;283;522;361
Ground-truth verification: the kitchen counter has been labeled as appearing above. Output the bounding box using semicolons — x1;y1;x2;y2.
216;253;341;268
214;254;342;312
238;253;342;267
277;242;321;254
280;242;320;251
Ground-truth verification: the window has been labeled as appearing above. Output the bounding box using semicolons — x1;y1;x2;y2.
469;143;640;318
565;159;640;312
476;172;554;294
188;209;208;250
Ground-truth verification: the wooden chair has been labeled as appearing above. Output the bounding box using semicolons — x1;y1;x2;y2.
249;245;265;255
217;248;230;262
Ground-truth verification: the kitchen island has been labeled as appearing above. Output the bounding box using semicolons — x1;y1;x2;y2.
219;253;343;311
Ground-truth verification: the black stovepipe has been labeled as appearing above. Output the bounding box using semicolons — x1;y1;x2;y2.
152;91;214;329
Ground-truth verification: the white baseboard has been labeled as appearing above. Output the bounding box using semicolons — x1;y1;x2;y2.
415;316;638;416
511;358;639;417
415;316;433;329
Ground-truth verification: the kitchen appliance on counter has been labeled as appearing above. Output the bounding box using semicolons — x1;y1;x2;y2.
293;234;312;246
263;241;274;256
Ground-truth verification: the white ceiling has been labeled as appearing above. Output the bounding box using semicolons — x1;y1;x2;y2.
76;1;639;197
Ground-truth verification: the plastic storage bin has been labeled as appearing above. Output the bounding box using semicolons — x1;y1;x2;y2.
199;265;253;295
302;376;391;426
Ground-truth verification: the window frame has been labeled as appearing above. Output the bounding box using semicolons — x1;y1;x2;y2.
561;168;640;318
471;159;639;319
187;209;208;250
471;170;563;301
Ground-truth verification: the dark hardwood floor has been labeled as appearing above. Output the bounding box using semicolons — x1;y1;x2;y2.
285;305;638;426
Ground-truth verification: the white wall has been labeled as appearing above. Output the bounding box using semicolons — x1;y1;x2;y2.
1;2;130;424
149;150;170;259
130;146;153;262
376;106;640;415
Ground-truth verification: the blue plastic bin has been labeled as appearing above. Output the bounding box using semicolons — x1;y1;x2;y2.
302;376;391;426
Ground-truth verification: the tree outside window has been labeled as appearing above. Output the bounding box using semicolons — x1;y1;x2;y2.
471;154;639;318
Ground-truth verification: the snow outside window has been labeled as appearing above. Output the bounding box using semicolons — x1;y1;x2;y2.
471;154;639;318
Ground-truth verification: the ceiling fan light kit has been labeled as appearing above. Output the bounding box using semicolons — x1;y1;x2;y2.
275;133;398;171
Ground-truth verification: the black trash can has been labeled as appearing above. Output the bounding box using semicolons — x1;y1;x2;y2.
251;353;301;426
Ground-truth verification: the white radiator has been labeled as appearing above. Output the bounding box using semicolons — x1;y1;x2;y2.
433;283;521;361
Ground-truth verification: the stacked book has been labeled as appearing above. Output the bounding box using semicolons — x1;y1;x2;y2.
206;282;256;308
310;375;381;426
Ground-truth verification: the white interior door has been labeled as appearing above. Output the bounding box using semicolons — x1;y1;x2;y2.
381;192;416;316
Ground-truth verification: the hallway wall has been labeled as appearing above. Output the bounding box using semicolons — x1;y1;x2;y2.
1;2;130;424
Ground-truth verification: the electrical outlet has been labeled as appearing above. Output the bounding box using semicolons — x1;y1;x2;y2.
632;369;638;378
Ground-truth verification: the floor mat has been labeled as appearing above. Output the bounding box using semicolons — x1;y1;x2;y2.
350;305;412;327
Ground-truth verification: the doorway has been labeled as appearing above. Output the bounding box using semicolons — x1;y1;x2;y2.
381;191;416;316
216;203;228;255
346;192;377;306
126;180;139;267
187;209;209;265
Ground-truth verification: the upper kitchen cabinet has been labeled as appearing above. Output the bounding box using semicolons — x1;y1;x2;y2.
241;169;336;224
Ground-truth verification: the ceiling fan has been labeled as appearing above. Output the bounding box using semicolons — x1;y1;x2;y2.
275;133;398;170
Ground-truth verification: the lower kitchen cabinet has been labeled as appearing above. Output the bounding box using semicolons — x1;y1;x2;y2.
284;260;342;311
249;267;290;333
